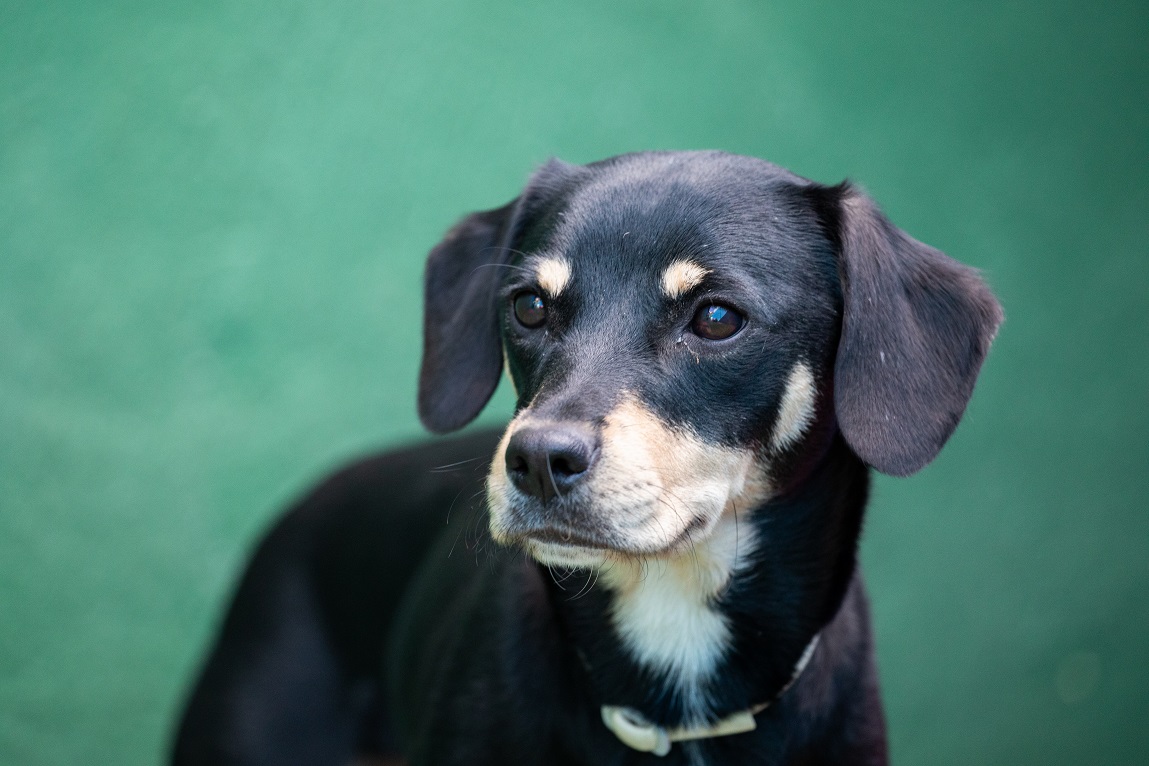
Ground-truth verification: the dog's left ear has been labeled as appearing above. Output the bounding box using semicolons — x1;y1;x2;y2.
817;183;1004;476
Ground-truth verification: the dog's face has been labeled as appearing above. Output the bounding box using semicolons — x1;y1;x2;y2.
419;152;1002;571
485;162;841;567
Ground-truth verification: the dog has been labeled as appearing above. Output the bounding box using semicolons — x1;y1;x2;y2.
172;151;1002;765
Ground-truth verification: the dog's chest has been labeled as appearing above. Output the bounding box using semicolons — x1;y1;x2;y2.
601;516;754;720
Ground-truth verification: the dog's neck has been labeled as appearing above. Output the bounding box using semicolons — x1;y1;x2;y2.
540;435;869;728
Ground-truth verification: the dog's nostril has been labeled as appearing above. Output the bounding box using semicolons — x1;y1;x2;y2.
508;453;529;476
550;454;588;478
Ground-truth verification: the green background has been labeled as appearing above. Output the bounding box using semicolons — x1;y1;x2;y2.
2;1;1146;763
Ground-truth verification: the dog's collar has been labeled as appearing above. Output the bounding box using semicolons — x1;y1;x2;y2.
601;634;820;757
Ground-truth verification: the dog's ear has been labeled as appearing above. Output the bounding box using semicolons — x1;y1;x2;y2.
819;183;1003;476
417;199;518;434
418;159;582;433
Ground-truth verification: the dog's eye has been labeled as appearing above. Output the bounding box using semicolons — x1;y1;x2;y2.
513;292;547;328
691;304;743;340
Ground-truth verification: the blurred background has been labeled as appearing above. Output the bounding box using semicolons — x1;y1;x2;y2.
1;1;1146;763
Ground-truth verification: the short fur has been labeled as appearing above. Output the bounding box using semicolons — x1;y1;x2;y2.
172;151;1002;766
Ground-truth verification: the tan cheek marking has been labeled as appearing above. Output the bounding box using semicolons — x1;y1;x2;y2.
769;362;817;451
502;358;517;397
485;413;524;544
535;256;572;296
661;260;709;299
590;396;772;552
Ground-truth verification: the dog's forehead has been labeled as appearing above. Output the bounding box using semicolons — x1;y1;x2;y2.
528;154;823;291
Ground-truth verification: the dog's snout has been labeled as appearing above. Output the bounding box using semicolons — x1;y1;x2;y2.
505;424;598;504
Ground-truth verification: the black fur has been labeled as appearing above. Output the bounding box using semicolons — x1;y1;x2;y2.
172;151;1001;765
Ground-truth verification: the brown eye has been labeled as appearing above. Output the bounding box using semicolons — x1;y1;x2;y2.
691;304;744;340
513;292;547;328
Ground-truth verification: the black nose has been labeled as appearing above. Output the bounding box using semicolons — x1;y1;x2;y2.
505;424;598;504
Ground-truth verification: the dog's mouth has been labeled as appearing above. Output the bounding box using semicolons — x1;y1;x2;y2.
524;525;610;549
511;514;714;569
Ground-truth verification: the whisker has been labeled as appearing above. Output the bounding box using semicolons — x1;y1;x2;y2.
468;260;533;275
476;245;536;262
569;567;599;600
429;457;485;473
444;487;467;525
547;565;573;591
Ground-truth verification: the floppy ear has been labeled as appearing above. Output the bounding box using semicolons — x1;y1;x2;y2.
827;184;1003;476
417;199;518;433
418;159;584;433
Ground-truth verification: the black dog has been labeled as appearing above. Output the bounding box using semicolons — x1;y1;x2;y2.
173;151;1002;765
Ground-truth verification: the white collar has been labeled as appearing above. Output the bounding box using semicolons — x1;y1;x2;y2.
601;634;820;757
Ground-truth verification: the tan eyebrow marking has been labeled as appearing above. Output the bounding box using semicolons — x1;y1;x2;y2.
535;257;572;296
661;260;709;299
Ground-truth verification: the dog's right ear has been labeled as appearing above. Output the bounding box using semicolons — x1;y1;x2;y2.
418;159;582;433
417;199;518;434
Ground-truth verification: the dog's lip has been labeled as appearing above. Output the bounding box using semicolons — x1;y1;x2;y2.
522;526;611;550
520;519;708;559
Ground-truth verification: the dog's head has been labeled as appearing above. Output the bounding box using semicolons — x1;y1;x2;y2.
418;152;1001;569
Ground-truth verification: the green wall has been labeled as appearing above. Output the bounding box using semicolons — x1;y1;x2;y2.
2;1;1145;763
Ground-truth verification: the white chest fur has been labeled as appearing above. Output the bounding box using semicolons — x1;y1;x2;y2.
601;514;757;721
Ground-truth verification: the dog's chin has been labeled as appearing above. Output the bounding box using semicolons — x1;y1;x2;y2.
518;522;713;569
522;539;610;569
